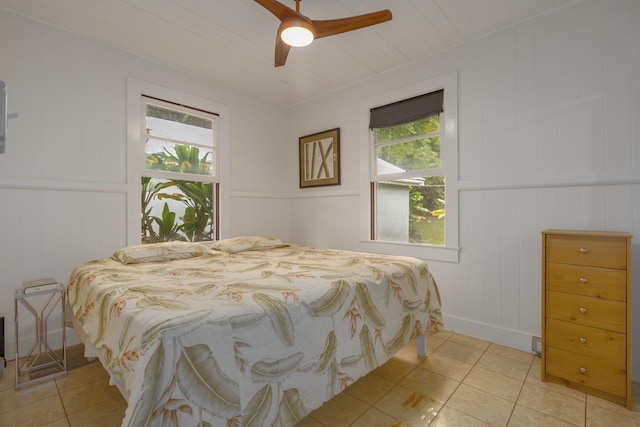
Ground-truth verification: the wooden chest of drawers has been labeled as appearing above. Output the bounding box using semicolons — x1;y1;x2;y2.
541;229;632;409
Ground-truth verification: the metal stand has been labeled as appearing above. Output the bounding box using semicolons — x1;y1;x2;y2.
14;282;67;389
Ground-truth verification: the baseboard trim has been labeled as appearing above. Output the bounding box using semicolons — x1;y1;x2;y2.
442;314;538;356
5;328;82;363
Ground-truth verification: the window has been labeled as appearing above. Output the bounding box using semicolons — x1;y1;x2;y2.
140;96;219;243
361;73;458;262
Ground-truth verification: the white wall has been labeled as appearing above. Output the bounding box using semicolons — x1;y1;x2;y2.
0;10;290;358
288;0;640;381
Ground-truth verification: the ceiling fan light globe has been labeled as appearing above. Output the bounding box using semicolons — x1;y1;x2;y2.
281;22;314;47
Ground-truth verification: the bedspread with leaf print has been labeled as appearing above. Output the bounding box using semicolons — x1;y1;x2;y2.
67;245;443;426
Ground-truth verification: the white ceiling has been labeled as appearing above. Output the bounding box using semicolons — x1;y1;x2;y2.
0;0;579;107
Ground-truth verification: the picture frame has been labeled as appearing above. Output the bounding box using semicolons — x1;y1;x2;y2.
299;128;340;188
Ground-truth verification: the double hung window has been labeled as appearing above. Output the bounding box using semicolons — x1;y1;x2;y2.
140;96;219;243
370;90;445;245
365;72;458;261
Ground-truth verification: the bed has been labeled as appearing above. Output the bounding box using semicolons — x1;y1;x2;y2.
66;236;443;427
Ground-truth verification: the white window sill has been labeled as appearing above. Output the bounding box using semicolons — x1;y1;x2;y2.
359;240;460;263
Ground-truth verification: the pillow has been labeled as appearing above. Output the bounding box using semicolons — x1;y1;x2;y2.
113;241;210;264
211;235;288;253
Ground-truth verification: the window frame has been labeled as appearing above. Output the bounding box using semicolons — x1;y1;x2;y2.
126;78;230;247
359;72;459;262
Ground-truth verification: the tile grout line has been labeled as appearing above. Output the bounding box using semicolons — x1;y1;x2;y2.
439;340;561;427
432;340;497;426
422;332;470;426
53;376;72;427
504;352;536;427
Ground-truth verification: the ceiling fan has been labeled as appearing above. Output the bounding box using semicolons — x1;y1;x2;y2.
255;0;392;67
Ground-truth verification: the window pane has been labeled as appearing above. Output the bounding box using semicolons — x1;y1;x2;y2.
143;99;216;177
145;139;213;176
374;115;440;143
141;177;214;243
376;136;440;174
146;104;213;146
376;176;444;246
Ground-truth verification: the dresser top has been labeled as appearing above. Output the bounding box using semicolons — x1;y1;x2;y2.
542;229;633;239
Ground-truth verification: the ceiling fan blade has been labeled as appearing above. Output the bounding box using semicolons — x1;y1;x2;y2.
275;29;292;67
312;10;392;39
254;0;298;21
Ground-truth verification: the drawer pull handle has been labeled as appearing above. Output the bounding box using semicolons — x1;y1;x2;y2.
579;248;588;254
579;337;586;344
579;277;587;284
580;367;587;374
579;307;587;314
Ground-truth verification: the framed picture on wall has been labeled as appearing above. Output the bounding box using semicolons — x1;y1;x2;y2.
299;128;340;188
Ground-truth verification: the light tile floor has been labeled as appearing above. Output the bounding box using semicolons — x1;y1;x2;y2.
0;331;638;426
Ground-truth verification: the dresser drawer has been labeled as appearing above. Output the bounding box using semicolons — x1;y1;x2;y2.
546;347;627;397
545;234;627;269
546;291;626;333
546;263;626;301
545;318;625;365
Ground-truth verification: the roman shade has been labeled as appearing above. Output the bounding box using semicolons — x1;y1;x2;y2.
369;89;443;129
